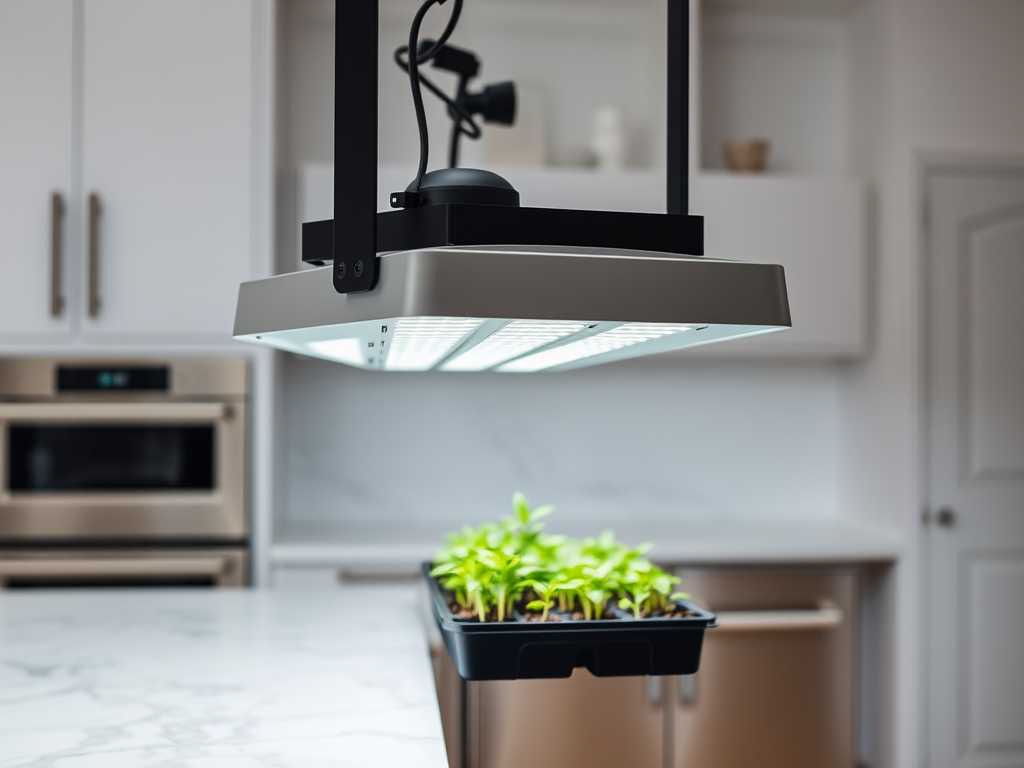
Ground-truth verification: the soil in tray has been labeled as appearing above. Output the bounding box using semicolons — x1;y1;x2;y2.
442;586;694;623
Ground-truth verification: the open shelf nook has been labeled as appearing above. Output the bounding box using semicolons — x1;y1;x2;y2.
697;0;859;175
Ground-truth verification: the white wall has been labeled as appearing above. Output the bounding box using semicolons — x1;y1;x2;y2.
282;355;843;529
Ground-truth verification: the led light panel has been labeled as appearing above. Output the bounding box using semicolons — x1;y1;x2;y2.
384;317;483;371
499;323;691;372
308;338;366;366
441;320;589;372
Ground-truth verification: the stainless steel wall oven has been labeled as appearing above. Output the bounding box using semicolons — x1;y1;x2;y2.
0;358;248;587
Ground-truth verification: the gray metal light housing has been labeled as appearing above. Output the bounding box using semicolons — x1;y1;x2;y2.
233;246;790;372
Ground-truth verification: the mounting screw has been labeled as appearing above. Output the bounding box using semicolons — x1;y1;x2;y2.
337;261;347;279
354;260;364;278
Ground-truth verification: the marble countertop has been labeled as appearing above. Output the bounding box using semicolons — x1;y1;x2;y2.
0;586;448;768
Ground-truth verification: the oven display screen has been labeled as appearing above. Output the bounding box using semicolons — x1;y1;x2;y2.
56;366;169;392
7;426;215;492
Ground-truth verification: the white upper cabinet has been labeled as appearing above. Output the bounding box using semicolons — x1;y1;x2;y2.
80;0;254;339
691;174;866;357
0;0;74;339
0;0;259;344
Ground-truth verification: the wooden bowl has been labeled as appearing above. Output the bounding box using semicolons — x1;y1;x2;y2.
723;138;770;173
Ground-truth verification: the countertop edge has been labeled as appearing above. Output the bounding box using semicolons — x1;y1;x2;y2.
269;518;904;570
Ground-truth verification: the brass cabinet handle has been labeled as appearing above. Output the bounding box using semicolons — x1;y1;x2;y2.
645;675;663;706
87;192;101;317
712;606;843;632
0;402;228;421
0;557;230;588
50;193;65;316
0;557;228;577
679;674;696;706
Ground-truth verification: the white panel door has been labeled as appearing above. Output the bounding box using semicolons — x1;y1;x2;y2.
80;0;252;339
0;0;74;339
926;166;1024;768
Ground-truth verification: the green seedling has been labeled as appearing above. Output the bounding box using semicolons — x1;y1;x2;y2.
525;577;584;621
433;493;692;622
525;580;556;621
618;588;650;619
477;547;529;622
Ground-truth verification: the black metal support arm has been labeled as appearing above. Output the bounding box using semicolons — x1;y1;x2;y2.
321;0;697;291
333;0;380;293
666;0;689;216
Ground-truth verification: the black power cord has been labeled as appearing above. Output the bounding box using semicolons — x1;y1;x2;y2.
394;43;483;168
391;0;516;206
393;0;465;197
430;43;483;168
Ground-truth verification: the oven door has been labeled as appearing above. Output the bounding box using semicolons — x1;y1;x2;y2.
0;402;246;541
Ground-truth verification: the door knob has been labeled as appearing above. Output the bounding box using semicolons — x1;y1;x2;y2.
936;508;956;527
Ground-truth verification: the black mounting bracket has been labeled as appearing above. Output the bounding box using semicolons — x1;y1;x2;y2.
320;0;697;293
331;0;379;293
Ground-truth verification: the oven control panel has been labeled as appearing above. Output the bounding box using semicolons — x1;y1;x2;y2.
57;366;169;393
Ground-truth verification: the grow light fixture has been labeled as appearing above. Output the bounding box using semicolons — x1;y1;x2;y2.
232;0;791;371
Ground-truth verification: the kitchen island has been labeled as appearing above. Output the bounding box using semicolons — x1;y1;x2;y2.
0;586;448;767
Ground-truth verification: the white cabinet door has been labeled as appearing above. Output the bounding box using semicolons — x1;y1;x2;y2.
925;166;1024;768
80;0;253;339
0;0;74;339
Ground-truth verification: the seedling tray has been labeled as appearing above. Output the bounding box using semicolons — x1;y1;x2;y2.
423;562;717;680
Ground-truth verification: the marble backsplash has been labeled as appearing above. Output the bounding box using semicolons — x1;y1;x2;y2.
280;355;843;531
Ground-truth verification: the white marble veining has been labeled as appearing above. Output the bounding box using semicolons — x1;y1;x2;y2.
284;357;844;527
0;587;449;768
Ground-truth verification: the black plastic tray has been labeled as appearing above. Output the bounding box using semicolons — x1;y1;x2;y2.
424;562;717;680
